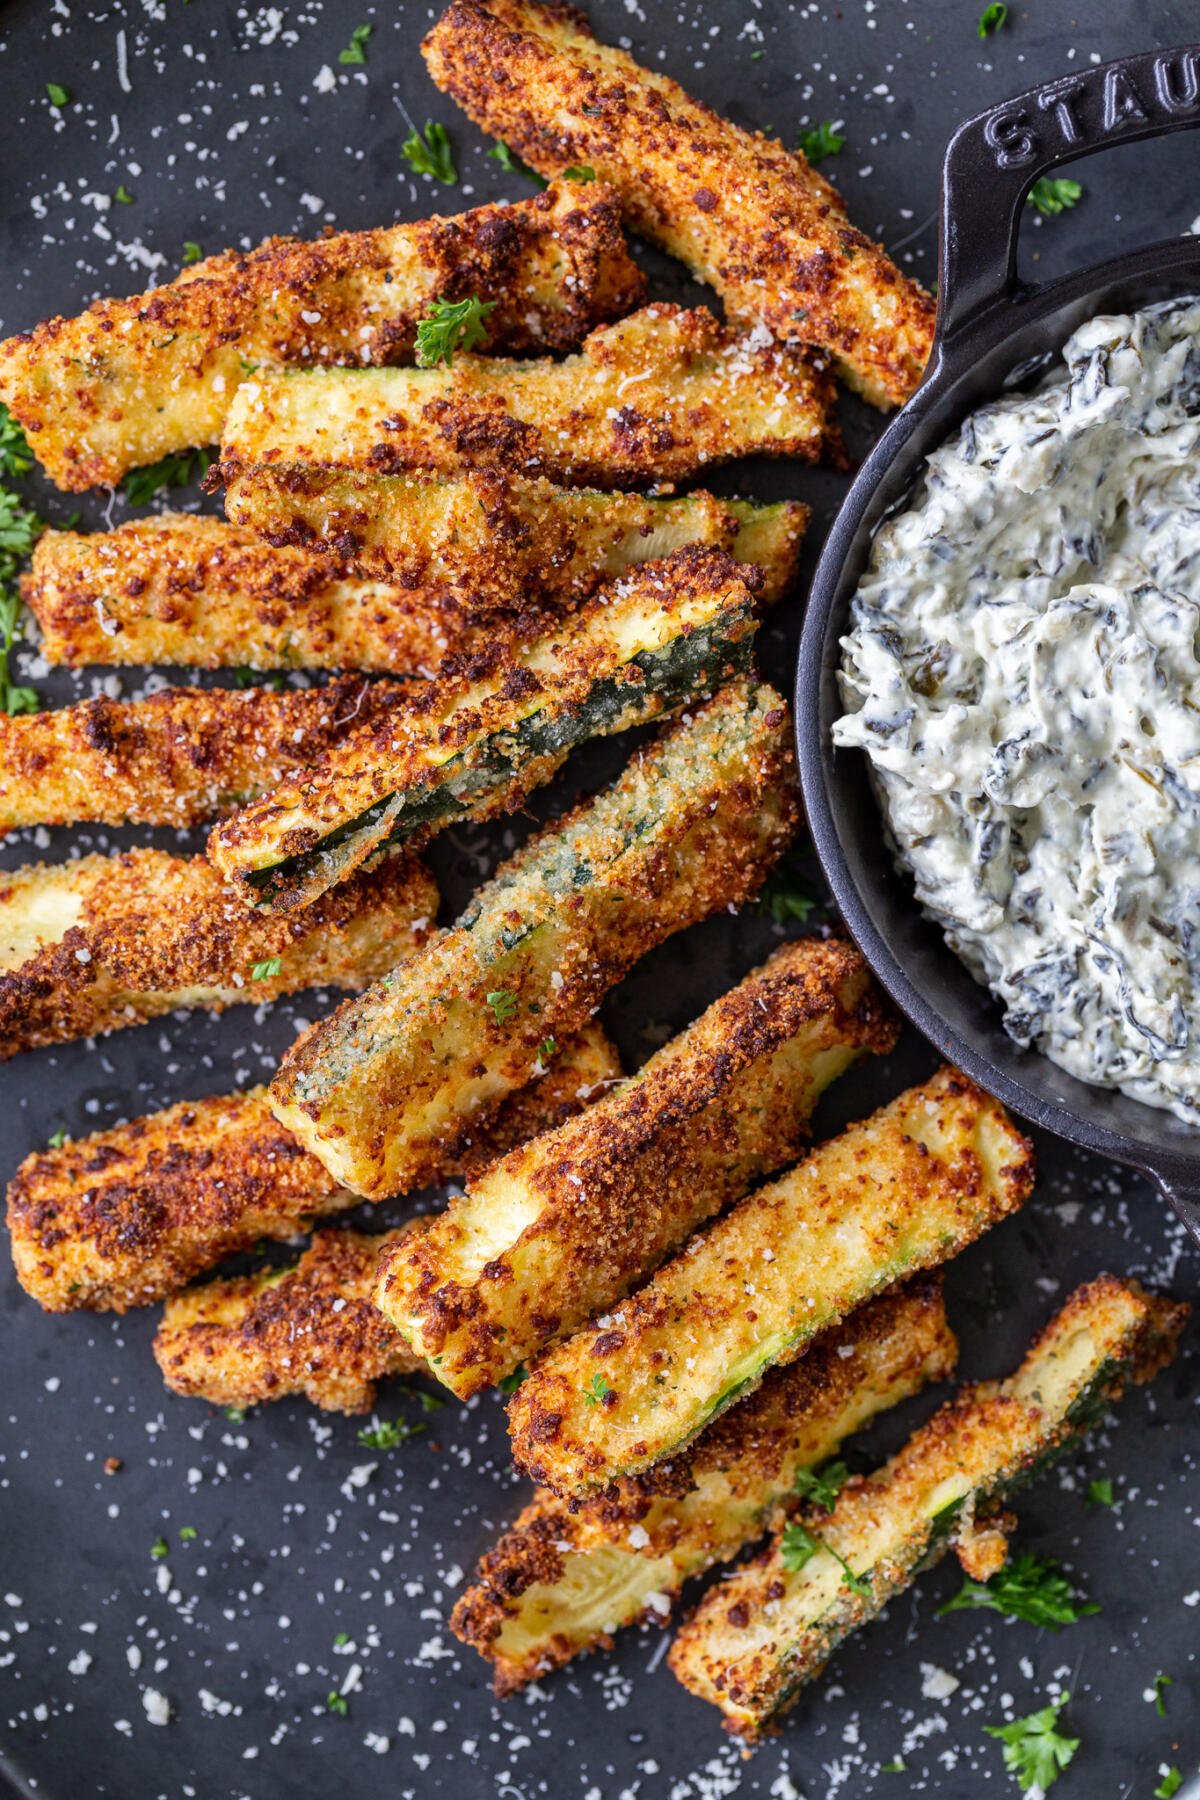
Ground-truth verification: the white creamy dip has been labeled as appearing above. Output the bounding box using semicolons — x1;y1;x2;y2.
835;296;1200;1126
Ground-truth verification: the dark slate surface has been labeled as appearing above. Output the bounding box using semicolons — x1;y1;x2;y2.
1;2;1198;1796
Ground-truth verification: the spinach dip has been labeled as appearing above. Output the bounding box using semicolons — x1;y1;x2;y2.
835;296;1200;1126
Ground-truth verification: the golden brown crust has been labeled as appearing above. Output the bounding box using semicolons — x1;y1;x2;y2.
0;847;436;1058
423;0;935;407
0;677;408;835
7;1022;619;1315
0;180;645;489
214;304;840;491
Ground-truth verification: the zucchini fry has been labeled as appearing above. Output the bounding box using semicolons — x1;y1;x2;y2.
207;546;759;911
26;487;805;671
215;304;838;489
451;1280;956;1694
669;1275;1187;1739
8;1022;619;1314
509;1068;1035;1493
0;179;645;490
423;0;935;408
0;848;436;1058
376;937;898;1396
0;676;407;836
270;678;798;1200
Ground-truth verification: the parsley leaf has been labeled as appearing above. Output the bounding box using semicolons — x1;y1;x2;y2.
0;406;34;480
338;23;372;65
415;294;496;368
114;184;134;205
0;489;44;567
0;529;46;717
1150;1673;1173;1716
937;1553;1099;1630
498;1363;527;1395
47;83;70;108
1156;1770;1184;1800
562;164;596;182
486;988;519;1025
356;1418;425;1449
327;1690;349;1715
881;1760;906;1775
488;141;548;188
793;1458;850;1512
798;120;845;164
250;957;282;982
233;666;285;691
1027;176;1083;217
582;1372;613;1407
984;1693;1079;1793
757;850;818;924
978;2;1009;36
150;1537;169;1560
225;1406;246;1422
122;447;214;506
402;121;457;185
1085;1476;1114;1509
48;1128;68;1149
178;1526;197;1541
780;1521;870;1596
333;1631;349;1647
182;241;203;265
537;1037;558;1064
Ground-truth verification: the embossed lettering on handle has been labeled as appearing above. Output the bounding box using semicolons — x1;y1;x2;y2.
937;45;1200;342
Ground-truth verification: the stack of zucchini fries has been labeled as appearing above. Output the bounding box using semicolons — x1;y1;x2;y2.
0;0;1186;1749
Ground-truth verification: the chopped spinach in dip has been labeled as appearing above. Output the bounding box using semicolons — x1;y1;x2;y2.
835;296;1200;1126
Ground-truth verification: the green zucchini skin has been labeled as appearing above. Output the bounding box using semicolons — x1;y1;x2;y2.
667;1275;1188;1738
207;544;758;912
268;678;798;1201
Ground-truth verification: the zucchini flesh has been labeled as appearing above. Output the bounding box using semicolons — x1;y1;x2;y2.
215;304;836;489
375;936;898;1396
269;678;798;1201
7;1023;619;1315
508;1067;1035;1494
450;1281;956;1693
207;544;757;911
667;1275;1188;1738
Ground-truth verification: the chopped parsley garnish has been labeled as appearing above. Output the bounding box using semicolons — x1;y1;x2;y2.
1027;176;1083;217
327;1690;349;1715
0;589;40;716
225;1406;246;1422
333;1631;350;1647
582;1373;613;1407
562;164;596;182
356;1418;425;1449
984;1693;1079;1793
48;1128;68;1149
498;1363;527;1395
486;988;519;1025
121;447;214;506
250;957;282;982
938;1553;1098;1630
338;23;372;66
402;121;457;185
798;120;845;164
978;2;1009;36
415;294;496;368
233;666;285;690
881;1760;906;1775
0;406;34;480
114;184;134;205
780;1521;871;1597
757;850;818;924
537;1037;558;1064
1150;1673;1173;1716
47;83;70;108
150;1537;169;1560
1084;1476;1114;1509
182;241;203;265
792;1458;850;1512
488;141;548;188
178;1526;197;1541
1156;1770;1184;1800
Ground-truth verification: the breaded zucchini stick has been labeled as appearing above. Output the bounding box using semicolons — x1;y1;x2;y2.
0;848;435;1058
451;1280;956;1694
270;678;798;1200
376;937;898;1395
214;305;838;490
0;676;407;836
151;1028;619;1412
509;1068;1035;1493
9;1022;619;1313
207;546;759;910
0;180;645;490
669;1276;1187;1738
26;487;805;671
423;0;935;408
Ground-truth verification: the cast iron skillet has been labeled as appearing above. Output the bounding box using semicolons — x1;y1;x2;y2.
797;44;1200;1245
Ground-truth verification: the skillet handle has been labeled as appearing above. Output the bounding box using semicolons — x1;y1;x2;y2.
938;43;1200;342
1149;1170;1200;1251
